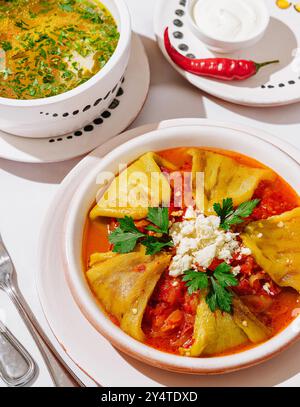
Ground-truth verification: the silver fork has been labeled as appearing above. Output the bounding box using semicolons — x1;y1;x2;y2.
0;233;86;387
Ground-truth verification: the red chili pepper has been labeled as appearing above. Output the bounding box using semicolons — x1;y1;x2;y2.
164;28;279;81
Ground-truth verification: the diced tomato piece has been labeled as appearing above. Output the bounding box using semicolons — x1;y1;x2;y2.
251;180;297;220
209;258;223;271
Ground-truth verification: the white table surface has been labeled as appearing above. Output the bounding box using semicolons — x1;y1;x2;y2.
1;0;300;388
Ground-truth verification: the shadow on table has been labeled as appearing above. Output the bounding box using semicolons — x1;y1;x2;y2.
211;96;300;126
117;338;300;387
0;156;81;184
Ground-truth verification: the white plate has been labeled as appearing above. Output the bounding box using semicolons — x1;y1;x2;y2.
37;118;300;387
154;0;300;107
0;34;150;163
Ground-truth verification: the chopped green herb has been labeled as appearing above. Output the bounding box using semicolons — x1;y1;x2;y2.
109;216;145;254
1;41;12;51
142;235;173;256
183;262;238;313
182;270;208;295
214;198;260;230
108;208;174;255
146;207;169;234
15;20;29;30
59;3;73;12
213;262;238;288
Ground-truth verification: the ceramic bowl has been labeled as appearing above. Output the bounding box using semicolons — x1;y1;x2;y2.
63;123;300;374
0;0;131;139
186;0;270;54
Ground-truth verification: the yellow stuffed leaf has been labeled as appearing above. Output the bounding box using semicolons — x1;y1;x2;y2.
89;252;117;267
241;208;300;292
188;149;275;215
185;294;270;357
86;251;171;341
186;297;248;357
232;296;271;343
90;152;177;220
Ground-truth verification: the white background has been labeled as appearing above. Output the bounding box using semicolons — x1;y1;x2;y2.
0;0;300;387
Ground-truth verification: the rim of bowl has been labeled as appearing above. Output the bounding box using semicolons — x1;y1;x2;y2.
0;0;131;107
187;0;270;45
63;123;300;374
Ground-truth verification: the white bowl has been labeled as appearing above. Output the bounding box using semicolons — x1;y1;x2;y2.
187;0;270;54
0;0;131;138
63;122;300;374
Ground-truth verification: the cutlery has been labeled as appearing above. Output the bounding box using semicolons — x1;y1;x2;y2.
0;233;85;387
0;320;37;386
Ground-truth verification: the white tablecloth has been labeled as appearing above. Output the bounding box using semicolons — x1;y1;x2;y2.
0;0;300;387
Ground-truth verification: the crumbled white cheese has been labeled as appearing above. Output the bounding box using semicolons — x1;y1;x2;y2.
184;206;196;220
169;207;243;277
132;308;138;315
277;221;284;228
240;247;252;256
242;320;248;327
262;283;273;296
232;265;241;276
257;232;263;238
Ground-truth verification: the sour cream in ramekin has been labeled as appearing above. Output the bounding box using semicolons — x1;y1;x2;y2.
187;0;270;53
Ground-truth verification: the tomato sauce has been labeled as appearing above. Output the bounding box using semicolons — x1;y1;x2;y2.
82;147;300;356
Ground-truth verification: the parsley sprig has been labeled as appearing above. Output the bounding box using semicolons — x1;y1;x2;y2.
109;208;173;255
183;263;238;313
213;198;260;230
108;217;145;254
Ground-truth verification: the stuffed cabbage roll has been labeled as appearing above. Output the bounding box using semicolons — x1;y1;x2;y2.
188;149;275;214
232;296;271;343
90;152;177;220
186;295;270;357
87;251;171;341
241;208;300;292
89;252;117;267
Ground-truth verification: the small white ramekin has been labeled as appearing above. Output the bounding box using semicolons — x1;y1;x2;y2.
63;122;300;374
0;0;131;138
187;0;270;54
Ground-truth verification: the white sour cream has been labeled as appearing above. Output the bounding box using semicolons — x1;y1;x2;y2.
192;0;266;42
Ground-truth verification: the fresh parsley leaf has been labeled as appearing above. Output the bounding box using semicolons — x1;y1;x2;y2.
146;207;169;234
108;217;145;254
213;263;238;288
206;288;217;312
183;270;209;295
183;262;238;313
210;278;233;313
108;212;174;255
118;216;141;233
213;198;233;224
214;198;260;230
232;199;261;218
142;235;173;256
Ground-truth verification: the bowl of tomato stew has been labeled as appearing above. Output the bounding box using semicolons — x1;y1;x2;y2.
0;0;131;138
64;122;300;374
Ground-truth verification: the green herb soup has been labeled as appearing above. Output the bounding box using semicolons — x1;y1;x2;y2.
0;0;119;99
